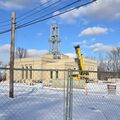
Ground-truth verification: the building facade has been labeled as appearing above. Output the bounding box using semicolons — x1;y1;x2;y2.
6;24;98;87
8;54;98;85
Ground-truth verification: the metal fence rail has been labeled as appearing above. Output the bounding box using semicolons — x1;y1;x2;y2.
0;67;120;120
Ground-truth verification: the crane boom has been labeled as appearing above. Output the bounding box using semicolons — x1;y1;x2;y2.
73;44;89;80
74;45;85;71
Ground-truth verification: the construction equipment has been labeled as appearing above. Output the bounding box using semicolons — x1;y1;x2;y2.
73;45;89;81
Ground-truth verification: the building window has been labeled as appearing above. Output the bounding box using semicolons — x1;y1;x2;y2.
56;71;58;79
50;71;53;79
22;66;24;79
26;66;28;79
30;66;32;79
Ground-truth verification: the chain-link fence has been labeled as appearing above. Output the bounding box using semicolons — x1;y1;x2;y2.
0;68;69;120
0;68;120;120
72;70;120;120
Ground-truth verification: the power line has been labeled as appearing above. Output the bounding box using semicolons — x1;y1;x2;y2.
17;0;81;27
0;0;61;29
17;2;90;29
17;0;96;29
0;0;54;25
0;19;11;24
0;0;62;33
1;0;80;31
0;29;11;35
0;19;11;28
0;0;97;35
16;0;55;20
16;0;62;23
0;23;11;28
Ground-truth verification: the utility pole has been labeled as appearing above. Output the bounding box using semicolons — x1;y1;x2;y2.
9;12;16;98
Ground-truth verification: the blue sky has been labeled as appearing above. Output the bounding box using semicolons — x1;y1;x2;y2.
0;0;120;64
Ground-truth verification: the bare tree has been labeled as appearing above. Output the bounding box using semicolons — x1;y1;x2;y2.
107;47;120;78
107;47;120;72
15;47;28;58
98;47;120;80
97;55;107;80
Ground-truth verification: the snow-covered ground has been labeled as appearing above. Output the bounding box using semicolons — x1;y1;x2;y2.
0;81;120;120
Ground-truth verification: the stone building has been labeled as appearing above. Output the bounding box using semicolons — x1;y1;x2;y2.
6;24;98;87
10;54;97;86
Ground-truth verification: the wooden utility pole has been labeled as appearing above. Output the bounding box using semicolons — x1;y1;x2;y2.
9;12;16;98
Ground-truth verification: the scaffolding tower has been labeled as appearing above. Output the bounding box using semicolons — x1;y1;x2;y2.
49;24;61;59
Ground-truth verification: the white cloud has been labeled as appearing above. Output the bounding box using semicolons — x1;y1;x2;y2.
73;40;87;46
40;0;49;3
73;42;81;46
0;44;48;64
91;38;96;42
58;9;81;23
64;53;76;58
0;0;29;9
28;49;48;57
82;40;87;44
73;40;91;48
80;27;108;36
37;32;43;36
90;43;113;52
57;0;120;22
83;0;120;20
73;38;97;49
0;0;50;10
73;40;119;54
0;44;10;64
0;44;10;53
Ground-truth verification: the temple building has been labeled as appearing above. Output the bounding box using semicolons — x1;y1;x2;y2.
7;24;97;87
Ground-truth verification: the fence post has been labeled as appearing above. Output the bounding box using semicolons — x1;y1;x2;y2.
69;70;73;120
65;70;73;120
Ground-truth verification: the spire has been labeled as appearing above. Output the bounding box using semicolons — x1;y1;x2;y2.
49;23;61;59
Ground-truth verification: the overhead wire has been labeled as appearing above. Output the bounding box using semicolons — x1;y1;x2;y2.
16;0;82;27
0;29;11;35
0;14;11;28
0;0;97;35
0;18;11;28
0;18;11;24
0;0;61;34
16;0;62;24
0;0;55;28
0;0;62;31
17;0;96;29
0;23;11;28
16;0;56;20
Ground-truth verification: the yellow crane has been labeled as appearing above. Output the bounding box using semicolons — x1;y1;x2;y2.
73;45;89;80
